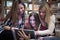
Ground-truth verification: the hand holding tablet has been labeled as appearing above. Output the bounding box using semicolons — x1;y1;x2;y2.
15;29;36;39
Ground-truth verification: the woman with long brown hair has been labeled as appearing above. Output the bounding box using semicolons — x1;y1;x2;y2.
0;0;25;40
29;13;40;31
18;12;40;40
4;0;25;30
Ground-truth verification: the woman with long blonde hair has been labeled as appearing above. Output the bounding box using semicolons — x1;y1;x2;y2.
35;3;55;39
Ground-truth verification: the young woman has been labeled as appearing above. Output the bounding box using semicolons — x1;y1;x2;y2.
0;0;25;40
24;13;40;30
29;13;40;31
18;13;40;40
35;3;56;40
3;0;25;30
35;3;55;35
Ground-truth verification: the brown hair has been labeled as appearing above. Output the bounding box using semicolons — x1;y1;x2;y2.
4;0;25;26
29;13;40;30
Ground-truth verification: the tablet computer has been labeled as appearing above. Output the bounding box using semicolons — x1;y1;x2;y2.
14;29;36;40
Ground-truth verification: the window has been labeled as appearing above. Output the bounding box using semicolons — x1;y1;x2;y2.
29;4;32;10
58;3;60;8
4;1;12;16
28;0;32;2
7;1;12;7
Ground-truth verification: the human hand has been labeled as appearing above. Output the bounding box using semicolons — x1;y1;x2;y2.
17;29;30;40
4;26;10;30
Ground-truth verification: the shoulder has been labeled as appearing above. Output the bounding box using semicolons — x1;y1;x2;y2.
50;15;55;20
50;15;55;18
50;15;55;22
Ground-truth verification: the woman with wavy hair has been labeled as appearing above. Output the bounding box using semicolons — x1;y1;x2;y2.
0;0;25;40
29;13;40;31
35;2;55;35
18;12;40;40
35;3;55;39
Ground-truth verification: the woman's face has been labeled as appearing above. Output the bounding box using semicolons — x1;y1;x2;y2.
39;9;46;19
18;4;25;14
30;16;36;27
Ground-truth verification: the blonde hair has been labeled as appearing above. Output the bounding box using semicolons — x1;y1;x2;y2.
39;3;52;26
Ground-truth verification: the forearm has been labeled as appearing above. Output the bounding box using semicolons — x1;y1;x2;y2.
35;23;55;35
36;15;55;35
35;30;51;35
3;26;10;30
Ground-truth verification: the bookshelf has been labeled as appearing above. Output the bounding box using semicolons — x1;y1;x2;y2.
0;0;4;18
0;0;4;24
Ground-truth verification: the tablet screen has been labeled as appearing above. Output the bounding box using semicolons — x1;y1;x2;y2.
14;29;36;40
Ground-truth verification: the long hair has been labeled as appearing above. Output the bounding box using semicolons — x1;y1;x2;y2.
29;13;40;29
39;3;52;26
4;0;25;26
